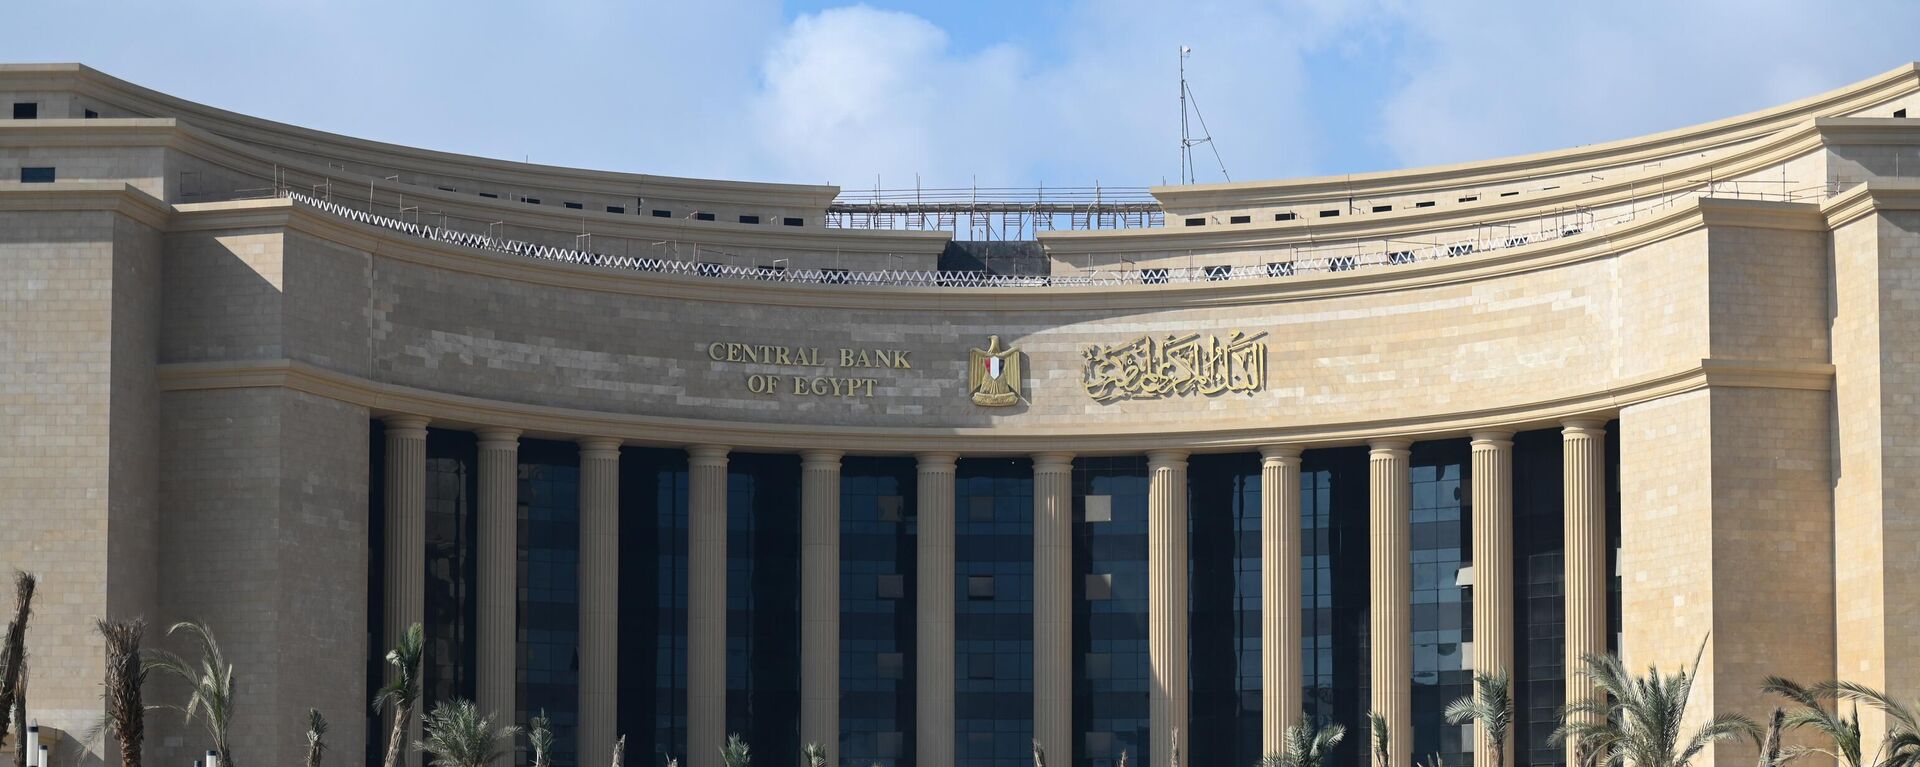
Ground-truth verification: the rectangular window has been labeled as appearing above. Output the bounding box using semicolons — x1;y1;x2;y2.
1500;191;1519;197
1415;200;1435;208
1229;214;1251;224
19;167;55;183
876;574;905;599
12;103;36;119
968;653;995;679
694;212;716;221
520;197;541;205
606;205;625;214
738;214;761;224
652;209;671;218
1459;195;1478;203
564;201;583;210
876;653;905;680
1142;268;1170;285
1372;204;1392;213
967;575;995;600
1266;261;1296;277
1084;495;1112;522
84;109;98;119
1184;217;1205;227
1084;573;1113;600
479;192;499;199
1319;209;1340;218
968;495;994;522
783;217;804;226
1899;108;1910;118
1275;212;1297;221
1388;250;1415;265
1205;264;1232;281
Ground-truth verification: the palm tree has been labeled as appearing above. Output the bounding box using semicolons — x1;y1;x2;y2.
305;709;329;767
145;619;238;767
0;572;37;751
719;734;750;767
1553;651;1760;767
374;624;427;767
529;710;553;767
801;743;826;767
97;619;146;767
1814;681;1920;767
1262;716;1348;767
416;700;520;767
1756;709;1786;767
1445;671;1514;767
1032;739;1046;767
1369;710;1392;767
1763;677;1862;767
609;736;625;767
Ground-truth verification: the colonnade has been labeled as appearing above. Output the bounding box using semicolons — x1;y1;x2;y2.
378;418;1609;767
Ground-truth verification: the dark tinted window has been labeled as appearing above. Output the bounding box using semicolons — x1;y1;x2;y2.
11;103;36;119
19;167;54;183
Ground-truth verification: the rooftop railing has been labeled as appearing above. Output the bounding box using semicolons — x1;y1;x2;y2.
282;179;1839;288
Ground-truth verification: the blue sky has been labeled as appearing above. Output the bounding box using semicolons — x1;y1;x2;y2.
10;1;1919;190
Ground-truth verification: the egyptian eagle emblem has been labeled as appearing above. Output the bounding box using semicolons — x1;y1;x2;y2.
968;335;1023;407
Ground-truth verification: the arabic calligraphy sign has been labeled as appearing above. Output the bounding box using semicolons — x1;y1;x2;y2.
1081;330;1268;401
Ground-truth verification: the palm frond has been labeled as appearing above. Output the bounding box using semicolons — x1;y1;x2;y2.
415;699;520;767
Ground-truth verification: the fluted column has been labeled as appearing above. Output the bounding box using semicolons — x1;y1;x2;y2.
578;438;622;765
1260;446;1304;752
1469;432;1514;767
1032;452;1076;766
802;450;844;758
917;453;959;767
1148;450;1190;767
688;445;731;767
476;427;522;742
1368;440;1412;767
1563;421;1608;765
382;415;429;767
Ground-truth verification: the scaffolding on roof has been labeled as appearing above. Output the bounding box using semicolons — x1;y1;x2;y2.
826;184;1164;240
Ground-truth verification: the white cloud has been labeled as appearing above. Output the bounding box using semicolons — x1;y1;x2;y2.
1375;0;1920;168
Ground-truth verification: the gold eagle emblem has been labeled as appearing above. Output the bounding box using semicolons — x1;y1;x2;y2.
968;335;1022;407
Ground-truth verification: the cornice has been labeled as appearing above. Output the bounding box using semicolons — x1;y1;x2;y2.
1046;117;1837;253
0;181;172;228
154;356;1831;456
1147;62;1920;211
1822;179;1920;229
3;63;843;211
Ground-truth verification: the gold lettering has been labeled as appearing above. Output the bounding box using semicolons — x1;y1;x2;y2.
777;347;793;365
839;348;854;367
792;376;807;395
863;378;877;397
1083;331;1268;401
893;350;911;369
708;342;726;361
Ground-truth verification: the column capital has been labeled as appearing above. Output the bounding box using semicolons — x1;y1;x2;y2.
1469;430;1515;448
1369;438;1413;456
688;444;731;466
1146;449;1190;469
1259;445;1304;463
915;451;959;472
382;414;430;437
475;426;522;448
1561;419;1608;437
1031;451;1075;472
801;449;844;468
578;436;623;458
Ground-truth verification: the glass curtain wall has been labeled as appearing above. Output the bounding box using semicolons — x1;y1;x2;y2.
842;458;919;767
726;454;803;763
617;448;690;766
955;458;1035;767
1072;457;1150;767
1188;454;1262;767
1300;448;1371;767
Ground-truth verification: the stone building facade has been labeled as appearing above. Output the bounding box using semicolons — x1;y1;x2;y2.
4;62;1920;767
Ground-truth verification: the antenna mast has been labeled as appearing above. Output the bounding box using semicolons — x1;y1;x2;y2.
1178;45;1230;185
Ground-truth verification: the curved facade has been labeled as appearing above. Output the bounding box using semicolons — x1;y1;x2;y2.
5;62;1920;767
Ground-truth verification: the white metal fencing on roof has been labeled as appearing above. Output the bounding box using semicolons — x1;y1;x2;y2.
283;181;1836;288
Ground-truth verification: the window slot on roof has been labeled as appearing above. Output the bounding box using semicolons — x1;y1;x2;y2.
695;212;716;221
606;205;625;214
11;103;37;119
1274;212;1297;221
1184;217;1205;226
1229;214;1250;224
1415;201;1435;208
652;209;671;218
479;192;499;199
739;214;761;224
1458;196;1478;203
1499;191;1519;197
783;217;804;226
1372;205;1392;213
1319;209;1339;218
